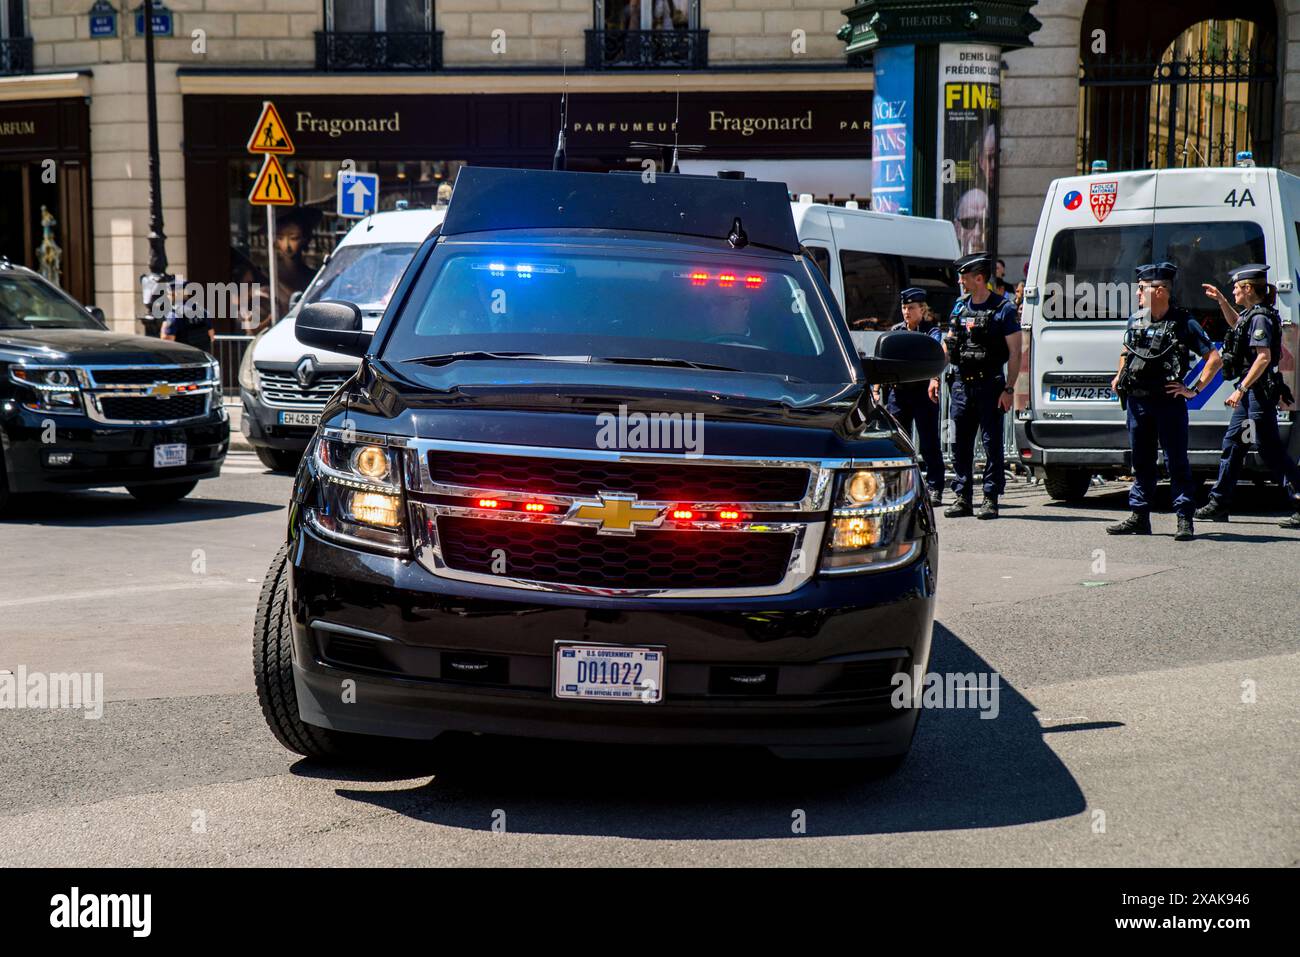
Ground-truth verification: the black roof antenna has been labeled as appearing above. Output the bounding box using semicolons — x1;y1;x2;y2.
629;75;706;175
552;51;568;171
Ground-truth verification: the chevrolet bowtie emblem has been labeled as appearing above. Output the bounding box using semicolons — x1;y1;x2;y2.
570;493;663;537
149;383;177;397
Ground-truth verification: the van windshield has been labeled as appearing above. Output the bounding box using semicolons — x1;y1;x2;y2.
303;242;420;313
1044;222;1267;337
382;241;852;382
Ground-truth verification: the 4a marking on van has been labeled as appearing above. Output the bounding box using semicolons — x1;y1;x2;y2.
1224;188;1256;207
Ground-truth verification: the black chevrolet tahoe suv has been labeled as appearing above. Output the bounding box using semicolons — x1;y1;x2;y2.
254;167;945;770
0;261;228;513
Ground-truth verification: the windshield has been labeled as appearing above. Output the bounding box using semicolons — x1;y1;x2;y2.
1044;221;1267;337
381;241;851;382
0;274;101;331
301;242;420;313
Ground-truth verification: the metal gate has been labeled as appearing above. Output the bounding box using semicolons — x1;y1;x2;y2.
1077;23;1276;172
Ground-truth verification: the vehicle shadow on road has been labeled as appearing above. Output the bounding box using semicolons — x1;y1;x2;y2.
322;624;1089;840
0;492;283;526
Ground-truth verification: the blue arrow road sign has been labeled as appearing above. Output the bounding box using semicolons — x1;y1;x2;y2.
337;172;379;219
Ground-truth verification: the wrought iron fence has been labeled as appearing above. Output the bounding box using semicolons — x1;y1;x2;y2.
585;29;708;70
315;30;443;71
1078;44;1276;172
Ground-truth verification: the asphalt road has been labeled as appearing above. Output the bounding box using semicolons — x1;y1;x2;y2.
1;451;1297;866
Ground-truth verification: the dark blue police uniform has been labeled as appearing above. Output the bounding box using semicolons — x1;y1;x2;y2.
944;256;1020;518
1199;265;1300;520
1109;262;1216;539
161;304;214;353
883;287;945;500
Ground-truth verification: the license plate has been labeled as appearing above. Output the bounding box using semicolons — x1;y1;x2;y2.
554;643;664;704
279;411;319;427
153;443;186;468
1050;385;1117;402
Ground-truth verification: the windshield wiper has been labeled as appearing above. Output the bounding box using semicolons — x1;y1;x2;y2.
402;351;549;366
596;356;743;373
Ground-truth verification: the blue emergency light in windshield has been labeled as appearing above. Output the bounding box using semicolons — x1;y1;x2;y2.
471;262;567;279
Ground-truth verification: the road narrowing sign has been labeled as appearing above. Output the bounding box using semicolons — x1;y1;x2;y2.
247;101;295;155
249;154;295;206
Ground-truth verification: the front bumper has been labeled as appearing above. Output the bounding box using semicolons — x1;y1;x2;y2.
289;525;937;757
240;388;319;452
1;405;228;493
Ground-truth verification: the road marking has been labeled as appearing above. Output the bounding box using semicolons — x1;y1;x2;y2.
0;580;252;608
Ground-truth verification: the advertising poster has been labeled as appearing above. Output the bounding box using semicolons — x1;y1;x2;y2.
937;43;1001;255
871;45;915;215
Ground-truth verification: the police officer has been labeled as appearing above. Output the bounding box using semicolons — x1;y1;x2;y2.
1195;265;1300;528
159;288;215;354
883;287;946;505
943;253;1022;520
1108;262;1221;541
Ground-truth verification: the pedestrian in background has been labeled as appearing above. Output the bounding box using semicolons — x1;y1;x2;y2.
884;287;946;505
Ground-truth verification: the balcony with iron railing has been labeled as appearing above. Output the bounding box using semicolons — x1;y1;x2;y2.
0;36;34;76
585;29;707;70
315;30;443;71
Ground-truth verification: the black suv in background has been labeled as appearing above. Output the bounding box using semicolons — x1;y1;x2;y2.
254;167;944;771
0;261;228;512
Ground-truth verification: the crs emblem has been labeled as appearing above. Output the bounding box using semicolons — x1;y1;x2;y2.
568;492;663;537
1089;181;1118;222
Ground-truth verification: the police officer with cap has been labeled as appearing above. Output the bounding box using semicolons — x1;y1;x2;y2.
943;253;1022;520
1108;262;1221;540
884;287;945;505
1195;264;1300;528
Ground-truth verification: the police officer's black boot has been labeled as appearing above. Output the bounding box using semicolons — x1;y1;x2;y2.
1106;511;1151;535
943;499;973;518
1194;499;1230;522
976;496;999;520
929;488;944;506
1174;514;1195;542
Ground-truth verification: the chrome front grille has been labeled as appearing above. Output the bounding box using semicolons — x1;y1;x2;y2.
82;364;216;425
258;370;350;410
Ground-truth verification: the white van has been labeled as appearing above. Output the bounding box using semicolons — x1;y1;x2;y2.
238;206;444;470
1015;165;1300;501
791;200;963;326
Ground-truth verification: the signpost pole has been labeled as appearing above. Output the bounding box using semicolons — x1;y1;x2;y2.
266;204;278;325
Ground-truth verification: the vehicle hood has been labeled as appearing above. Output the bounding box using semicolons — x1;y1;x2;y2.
0;329;211;365
336;359;896;457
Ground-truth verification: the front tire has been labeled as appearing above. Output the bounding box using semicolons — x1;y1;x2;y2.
1043;467;1092;502
126;480;199;503
254;446;301;473
253;543;364;760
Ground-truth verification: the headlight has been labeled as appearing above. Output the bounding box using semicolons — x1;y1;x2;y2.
821;466;923;573
8;365;83;413
237;342;258;393
308;435;407;553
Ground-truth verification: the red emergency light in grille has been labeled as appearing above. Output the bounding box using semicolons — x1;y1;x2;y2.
524;502;557;513
477;498;501;509
717;509;750;521
671;508;695;520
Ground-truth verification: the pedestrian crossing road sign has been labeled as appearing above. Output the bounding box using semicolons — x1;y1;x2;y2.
247;101;295;155
337;171;380;219
249;154;295;206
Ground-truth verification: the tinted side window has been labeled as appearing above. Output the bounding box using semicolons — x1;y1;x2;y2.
902;258;959;322
804;245;831;282
839;249;901;330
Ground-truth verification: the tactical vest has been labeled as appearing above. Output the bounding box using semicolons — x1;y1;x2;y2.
1222;305;1279;385
1122;309;1192;397
950;296;1011;380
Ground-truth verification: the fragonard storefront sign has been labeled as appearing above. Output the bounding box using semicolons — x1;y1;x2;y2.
184;92;872;161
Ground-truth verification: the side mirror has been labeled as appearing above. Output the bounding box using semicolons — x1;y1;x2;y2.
859;330;947;385
287;290;304;312
295;300;371;358
86;306;106;326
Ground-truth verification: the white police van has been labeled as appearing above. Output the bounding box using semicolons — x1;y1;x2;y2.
791;199;962;328
238;206;445;471
1015;162;1300;501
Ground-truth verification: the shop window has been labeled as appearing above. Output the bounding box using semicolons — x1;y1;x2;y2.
319;0;439;71
839;250;902;331
0;0;32;76
588;1;706;70
225;157;463;334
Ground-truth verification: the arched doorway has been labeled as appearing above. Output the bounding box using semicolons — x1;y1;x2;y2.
1077;0;1278;171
